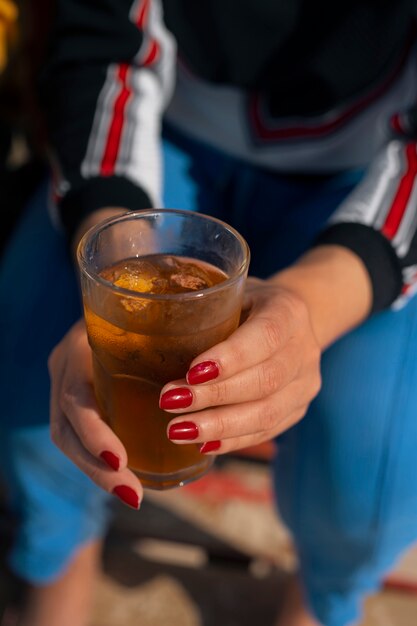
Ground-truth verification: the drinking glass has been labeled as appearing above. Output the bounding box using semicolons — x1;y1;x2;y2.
77;209;250;489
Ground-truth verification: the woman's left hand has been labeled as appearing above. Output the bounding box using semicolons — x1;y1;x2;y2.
160;277;322;455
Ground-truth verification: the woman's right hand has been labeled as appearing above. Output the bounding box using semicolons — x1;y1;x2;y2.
48;318;143;509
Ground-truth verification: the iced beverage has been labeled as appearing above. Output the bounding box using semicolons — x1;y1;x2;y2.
78;210;249;489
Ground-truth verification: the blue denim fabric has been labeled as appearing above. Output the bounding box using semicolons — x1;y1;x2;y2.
0;181;111;583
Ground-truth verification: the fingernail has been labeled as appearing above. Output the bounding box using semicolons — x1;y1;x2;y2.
100;450;120;471
160;387;193;410
200;440;221;454
168;421;199;441
187;360;219;385
113;485;140;509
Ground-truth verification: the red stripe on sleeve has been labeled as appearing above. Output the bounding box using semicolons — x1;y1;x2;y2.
382;143;417;240
136;0;149;27
142;39;160;66
100;64;132;176
390;113;404;135
99;0;154;177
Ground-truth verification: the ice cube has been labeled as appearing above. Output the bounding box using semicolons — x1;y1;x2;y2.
114;274;155;293
169;259;215;291
169;273;209;290
111;260;163;294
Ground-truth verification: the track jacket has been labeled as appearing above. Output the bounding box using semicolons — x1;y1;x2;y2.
40;0;417;312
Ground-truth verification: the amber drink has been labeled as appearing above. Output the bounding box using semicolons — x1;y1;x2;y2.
78;210;249;489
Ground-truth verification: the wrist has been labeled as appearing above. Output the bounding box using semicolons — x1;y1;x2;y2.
270;245;372;349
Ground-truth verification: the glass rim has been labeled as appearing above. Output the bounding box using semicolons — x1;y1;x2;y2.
77;208;250;301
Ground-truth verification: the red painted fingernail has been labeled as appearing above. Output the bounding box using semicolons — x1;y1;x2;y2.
100;450;120;471
160;387;193;410
113;485;140;509
200;440;221;454
168;421;199;441
187;361;219;384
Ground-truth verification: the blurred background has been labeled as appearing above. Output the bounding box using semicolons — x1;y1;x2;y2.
2;445;417;625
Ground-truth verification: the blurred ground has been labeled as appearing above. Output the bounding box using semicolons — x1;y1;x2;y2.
91;456;417;626
1;454;417;625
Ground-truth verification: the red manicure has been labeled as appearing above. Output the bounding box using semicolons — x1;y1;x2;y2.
100;450;120;471
113;485;140;509
160;387;193;410
187;360;219;384
200;440;221;454
168;421;199;441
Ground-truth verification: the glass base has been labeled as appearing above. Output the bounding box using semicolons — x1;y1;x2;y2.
132;457;215;490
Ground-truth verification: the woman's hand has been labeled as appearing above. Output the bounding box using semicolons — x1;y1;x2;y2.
160;278;323;455
48;279;320;501
48;319;142;509
48;244;371;494
160;244;372;456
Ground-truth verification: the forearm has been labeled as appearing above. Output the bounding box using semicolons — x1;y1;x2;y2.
270;245;372;349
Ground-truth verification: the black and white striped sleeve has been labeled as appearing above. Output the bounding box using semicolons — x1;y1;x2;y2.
40;0;176;242
316;111;417;312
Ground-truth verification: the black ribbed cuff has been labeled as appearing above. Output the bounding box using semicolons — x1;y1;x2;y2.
59;176;153;244
315;223;403;313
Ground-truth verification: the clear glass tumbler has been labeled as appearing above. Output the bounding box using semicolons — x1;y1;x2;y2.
77;209;249;490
